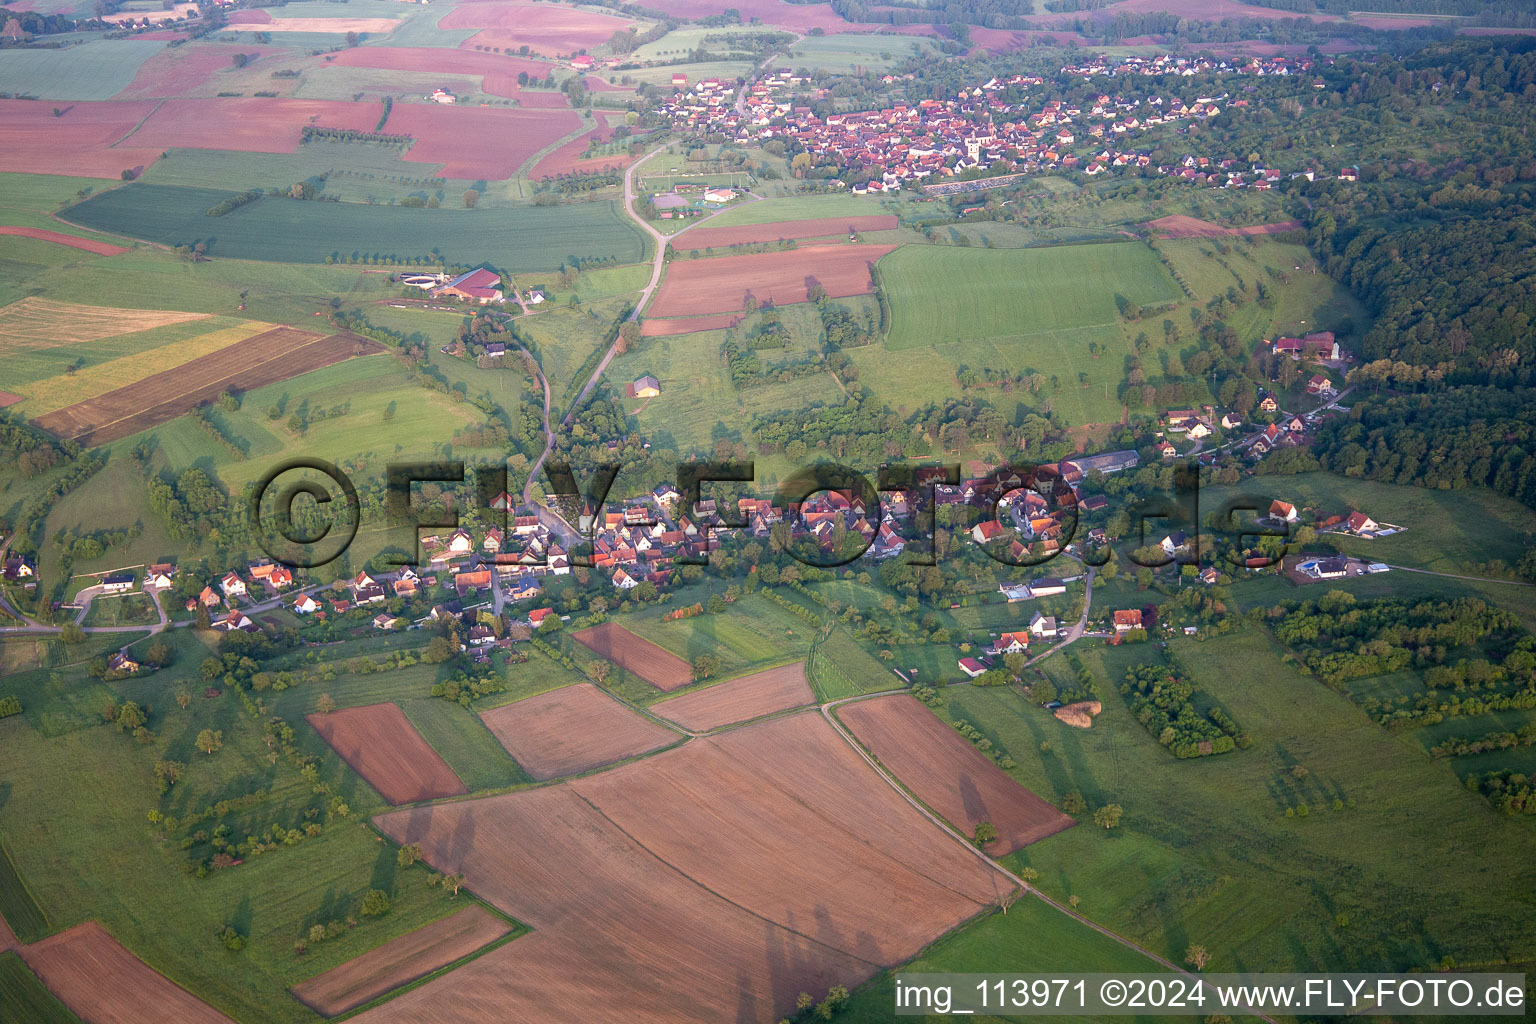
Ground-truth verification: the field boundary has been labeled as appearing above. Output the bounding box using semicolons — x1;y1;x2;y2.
0;842;48;945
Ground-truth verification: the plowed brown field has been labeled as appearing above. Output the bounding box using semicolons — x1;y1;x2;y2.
653;662;813;731
648;244;895;317
307;703;467;805
479;683;677;779
0;99;164;178
22;921;236;1024
0;226;126;255
674;215;898;250
441;1;635;57
840;694;1075;854
382;103;580;179
639;312;742;336
130;98;383;154
571;621;693;690
366;712;1008;1024
32;327;382;445
291;906;512;1017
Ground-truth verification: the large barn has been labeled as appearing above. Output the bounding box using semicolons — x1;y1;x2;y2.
432;268;504;304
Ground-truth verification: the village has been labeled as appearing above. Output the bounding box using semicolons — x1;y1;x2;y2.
653;56;1357;193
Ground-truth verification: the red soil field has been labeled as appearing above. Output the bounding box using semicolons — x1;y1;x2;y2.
367;712;1008;1024
840;694;1075;855
0;392;21;408
130;97;383;154
528;125;638;178
1090;0;1337;20
321;48;569;105
648;243;895;317
653;662;813;732
443;0;635;57
0;99;163;178
674;214;898;251
226;8;271;22
1146;214;1302;238
571;620;693;690
382;102;579;179
22;921;236;1024
479;683;678;779
639;312;743;336
0;226;126;256
291;906;512;1017
308;703;466;805
32;327;383;446
115;44;282;99
0;909;17;951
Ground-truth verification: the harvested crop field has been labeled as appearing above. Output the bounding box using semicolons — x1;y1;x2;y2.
22;921;236;1024
840;694;1075;854
291;906;512;1017
0;226;126;256
32;327;383;445
674;214;898;250
0;99;164;178
571;621;694;690
0;298;209;353
382;103;580;179
322;48;568;105
367;712;1008;1024
128;97;383;154
1053;699;1102;729
1146;215;1303;238
647;244;894;317
442;0;635;57
653;662;813;731
251;15;401;32
479;683;677;779
308;703;467;806
639;312;742;336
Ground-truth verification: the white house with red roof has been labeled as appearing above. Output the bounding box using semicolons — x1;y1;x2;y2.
432;268;504;304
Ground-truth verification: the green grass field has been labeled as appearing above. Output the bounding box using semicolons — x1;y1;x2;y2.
842;897;1172;1024
622;593;813;690
59;184;645;269
857;241;1180;425
692;192;895;227
0;954;81;1024
947;627;1536;975
0;39;164;100
788;33;936;72
0;839;49;944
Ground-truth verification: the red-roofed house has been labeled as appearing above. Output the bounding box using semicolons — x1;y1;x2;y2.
1112;609;1143;632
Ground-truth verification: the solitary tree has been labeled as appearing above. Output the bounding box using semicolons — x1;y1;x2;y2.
196;728;223;755
1093;804;1123;830
397;843;423;868
316;693;337;715
462;189;479;209
1185;944;1212;972
973;821;998;846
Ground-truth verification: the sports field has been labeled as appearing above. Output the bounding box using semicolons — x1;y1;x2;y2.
59;184;646;268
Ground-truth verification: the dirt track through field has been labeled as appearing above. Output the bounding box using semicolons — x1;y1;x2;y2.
479;682;678;779
290;906;511;1017
653;662;813;731
840;694;1075;854
32;327;383;445
308;703;467;805
22;921;237;1024
571;621;693;690
366;712;1008;1024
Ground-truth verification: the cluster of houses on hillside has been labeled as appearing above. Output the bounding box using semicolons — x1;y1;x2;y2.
655;65;1355;193
1058;53;1316;80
